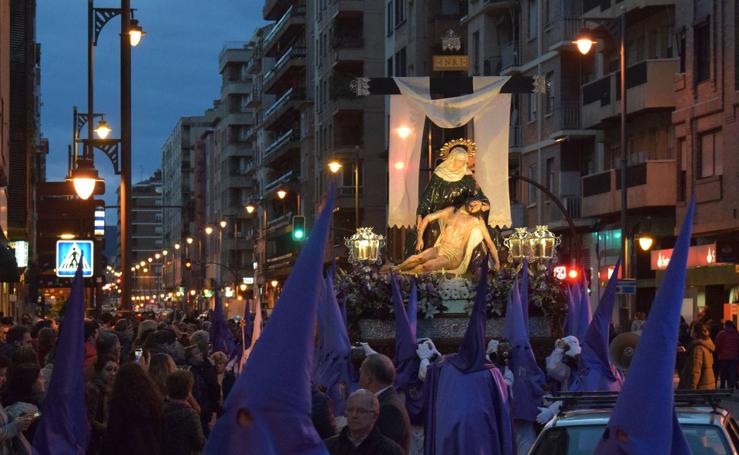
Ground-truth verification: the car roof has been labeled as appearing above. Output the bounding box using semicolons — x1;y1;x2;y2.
551;406;729;428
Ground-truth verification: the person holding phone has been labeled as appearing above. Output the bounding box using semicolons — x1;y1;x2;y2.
0;355;34;454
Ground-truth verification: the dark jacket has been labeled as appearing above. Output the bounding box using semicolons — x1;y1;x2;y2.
102;399;162;455
325;426;404;455
678;338;716;390
311;386;337;439
85;377;109;455
189;359;220;435
716;328;739;360
377;387;411;454
161;400;205;455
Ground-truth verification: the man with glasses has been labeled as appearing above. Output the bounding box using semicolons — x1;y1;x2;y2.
324;389;404;455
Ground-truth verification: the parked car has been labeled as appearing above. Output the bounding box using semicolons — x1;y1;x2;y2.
530;391;739;455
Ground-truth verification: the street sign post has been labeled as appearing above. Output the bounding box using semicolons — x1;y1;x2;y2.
616;278;637;295
56;240;94;278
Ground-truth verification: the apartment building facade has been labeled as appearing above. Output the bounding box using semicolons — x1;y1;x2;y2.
128;171;163;295
671;0;739;321
202;42;258;288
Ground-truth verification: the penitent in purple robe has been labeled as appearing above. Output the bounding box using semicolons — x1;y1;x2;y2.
421;259;514;455
423;358;514;455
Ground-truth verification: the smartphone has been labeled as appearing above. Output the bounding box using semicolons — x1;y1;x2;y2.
31;412;41;420
134;348;143;363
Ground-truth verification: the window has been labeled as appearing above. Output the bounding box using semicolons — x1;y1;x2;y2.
694;20;710;83
698;130;722;178
395;0;406;27
395;48;407;76
528;164;537;204
528;0;538;39
240;95;249;113
387;1;393;36
678;138;687;202
546;158;555;191
387;57;393;77
545;72;554;115
527;93;537;122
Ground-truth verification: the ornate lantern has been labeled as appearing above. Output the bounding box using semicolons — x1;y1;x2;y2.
529;225;561;261
503;227;531;263
345;227;385;265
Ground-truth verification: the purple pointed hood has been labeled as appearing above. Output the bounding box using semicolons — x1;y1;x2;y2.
203;187;335;455
447;259;491;373
33;263;89;454
210;291;235;355
575;282;591;340
504;277;546;422
392;274;420;390
580;259;621;381
564;285;578;337
595;199;695;455
408;278;418;338
520;259;530;327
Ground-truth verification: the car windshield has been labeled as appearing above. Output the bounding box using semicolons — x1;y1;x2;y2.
531;424;731;455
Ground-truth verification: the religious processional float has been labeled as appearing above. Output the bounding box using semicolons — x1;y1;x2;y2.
334;76;568;343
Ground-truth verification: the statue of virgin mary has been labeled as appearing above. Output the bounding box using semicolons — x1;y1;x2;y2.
407;138;490;259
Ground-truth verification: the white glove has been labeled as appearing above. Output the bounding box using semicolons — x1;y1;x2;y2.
418;358;430;381
536;401;562;425
503;367;515;388
359;342;378;356
486;339;500;356
416;338;440;360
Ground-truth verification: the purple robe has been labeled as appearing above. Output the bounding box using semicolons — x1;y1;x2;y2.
423;358;514;455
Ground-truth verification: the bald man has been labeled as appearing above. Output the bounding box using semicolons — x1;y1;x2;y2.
324;390;404;455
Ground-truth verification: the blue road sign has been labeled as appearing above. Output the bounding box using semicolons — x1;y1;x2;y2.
616;279;637;295
56;240;94;278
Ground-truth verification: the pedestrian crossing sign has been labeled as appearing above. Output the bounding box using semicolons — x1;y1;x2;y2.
56;240;94;278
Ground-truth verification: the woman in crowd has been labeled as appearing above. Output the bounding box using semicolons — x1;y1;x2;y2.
0;355;33;454
102;362;163;455
85;355;118;455
679;322;716;390
210;351;235;407
2;363;44;442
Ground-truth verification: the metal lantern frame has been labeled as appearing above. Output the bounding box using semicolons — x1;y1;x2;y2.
503;225;561;264
345;227;386;266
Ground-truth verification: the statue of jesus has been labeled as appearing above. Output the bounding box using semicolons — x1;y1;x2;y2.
396;197;500;275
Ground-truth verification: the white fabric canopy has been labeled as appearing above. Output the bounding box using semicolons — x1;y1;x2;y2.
387;77;512;228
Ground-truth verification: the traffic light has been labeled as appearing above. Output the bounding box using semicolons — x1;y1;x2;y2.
292;215;306;241
184;258;192;270
553;264;581;284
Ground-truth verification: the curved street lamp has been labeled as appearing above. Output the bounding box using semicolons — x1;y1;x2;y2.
67;159;103;200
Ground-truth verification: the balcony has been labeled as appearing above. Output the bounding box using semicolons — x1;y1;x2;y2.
264;170;295;194
582;58;679;128
263;46;307;94
262;87;306;130
501;42;521;74
263;4;306;55
263;0;292;21
262;129;300;164
581;160;677;217
267;212;293;231
327;0;365;19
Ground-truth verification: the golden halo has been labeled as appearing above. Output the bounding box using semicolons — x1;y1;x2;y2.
439;138;477;159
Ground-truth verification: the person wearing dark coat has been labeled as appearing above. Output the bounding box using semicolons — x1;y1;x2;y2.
324;389;404;455
715;320;739;388
358;354;411;454
161;370;205;455
185;344;220;435
102;363;163;455
311;384;337;439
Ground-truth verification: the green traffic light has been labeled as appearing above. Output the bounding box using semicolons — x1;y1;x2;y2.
294;230;305;240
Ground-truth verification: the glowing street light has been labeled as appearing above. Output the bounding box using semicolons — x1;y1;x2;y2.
219;220;228;229
67;159;103;200
327;160;343;174
94;119;111;139
638;234;654;252
205;226;214;235
128;19;145;47
186;237;194;245
574;29;596;55
174;242;181;250
276;189;287;200
245;203;256;214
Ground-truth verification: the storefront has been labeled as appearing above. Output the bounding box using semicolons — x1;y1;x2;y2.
652;243;739;323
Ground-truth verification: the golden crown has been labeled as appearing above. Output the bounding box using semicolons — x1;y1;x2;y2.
439;138;477;159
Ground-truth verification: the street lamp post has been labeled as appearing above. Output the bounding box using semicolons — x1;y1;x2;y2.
120;0;133;310
576;12;628;278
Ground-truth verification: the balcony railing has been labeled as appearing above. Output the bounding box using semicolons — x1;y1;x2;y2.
264;170;294;193
263;128;299;160
264;46;307;85
263;4;306;48
331;34;364;49
264;87;295;119
501;42;520;71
